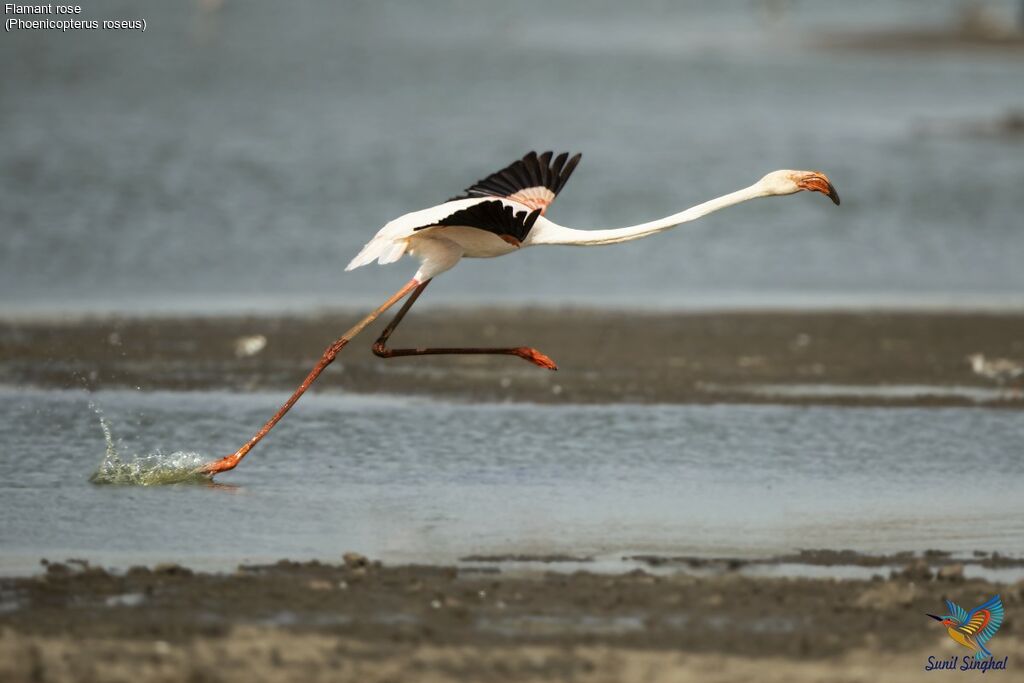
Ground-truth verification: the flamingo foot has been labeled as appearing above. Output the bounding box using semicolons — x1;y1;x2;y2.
197;452;242;476
513;347;558;370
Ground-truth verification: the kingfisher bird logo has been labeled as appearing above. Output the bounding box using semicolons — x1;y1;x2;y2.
926;594;1004;663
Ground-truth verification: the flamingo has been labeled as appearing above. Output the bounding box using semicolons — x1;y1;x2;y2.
200;151;839;476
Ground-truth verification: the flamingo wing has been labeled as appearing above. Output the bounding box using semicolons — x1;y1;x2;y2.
449;151;582;215
346;197;542;271
347;152;579;272
416;200;542;246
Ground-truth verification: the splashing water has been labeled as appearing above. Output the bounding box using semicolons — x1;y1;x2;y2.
87;401;211;485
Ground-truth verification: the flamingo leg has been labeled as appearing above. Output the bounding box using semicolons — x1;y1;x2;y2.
371;279;558;370
198;278;422;476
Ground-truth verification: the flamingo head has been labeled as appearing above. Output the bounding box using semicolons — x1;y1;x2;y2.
759;170;840;205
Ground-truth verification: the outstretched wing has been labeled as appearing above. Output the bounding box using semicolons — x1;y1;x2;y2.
962;595;1004;647
945;599;970;626
450;151;582;215
415;199;541;246
346;196;542;271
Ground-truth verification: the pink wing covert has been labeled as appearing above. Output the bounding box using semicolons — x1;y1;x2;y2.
449;151;582;215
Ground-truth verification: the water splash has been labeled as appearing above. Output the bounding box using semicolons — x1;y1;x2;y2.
87;401;211;485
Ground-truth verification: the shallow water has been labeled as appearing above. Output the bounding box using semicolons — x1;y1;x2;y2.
2;1;1024;315
1;387;1021;574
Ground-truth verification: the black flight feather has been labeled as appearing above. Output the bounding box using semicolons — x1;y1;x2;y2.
415;200;542;243
449;151;583;209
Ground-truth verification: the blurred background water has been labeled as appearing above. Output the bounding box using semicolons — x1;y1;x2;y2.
1;0;1022;315
2;388;1022;573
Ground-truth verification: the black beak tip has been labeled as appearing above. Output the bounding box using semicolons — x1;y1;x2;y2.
823;180;839;204
927;614;943;621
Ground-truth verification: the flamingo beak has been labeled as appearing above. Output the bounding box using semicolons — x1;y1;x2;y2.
927;614;943;621
797;172;841;206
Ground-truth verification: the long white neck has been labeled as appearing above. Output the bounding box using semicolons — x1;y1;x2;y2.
529;182;768;247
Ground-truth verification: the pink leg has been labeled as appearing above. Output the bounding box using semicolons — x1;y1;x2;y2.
199;279;422;476
371;279;558;370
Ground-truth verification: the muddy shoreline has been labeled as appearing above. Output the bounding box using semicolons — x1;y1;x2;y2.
2;309;1022;407
1;556;1022;682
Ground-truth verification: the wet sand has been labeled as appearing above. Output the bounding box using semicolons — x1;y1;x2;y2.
1;556;1020;683
2;309;1023;407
